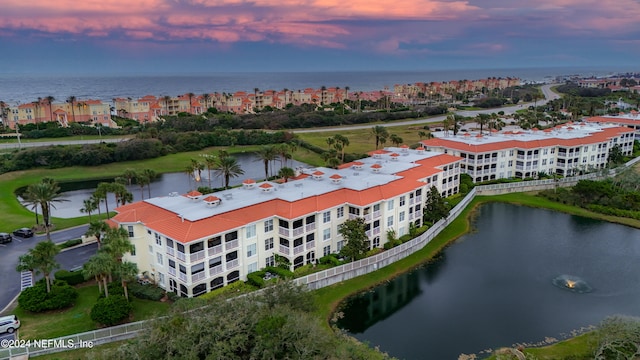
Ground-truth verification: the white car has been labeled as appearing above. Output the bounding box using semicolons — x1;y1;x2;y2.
0;315;20;334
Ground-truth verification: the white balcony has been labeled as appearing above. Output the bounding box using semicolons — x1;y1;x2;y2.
176;251;186;262
278;227;290;237
306;240;315;250
166;247;175;257
373;227;381;235
292;227;304;237
293;245;304;255
305;223;316;232
178;272;187;282
373;210;381;218
279;245;290;255
191;272;206;283
225;239;238;250
168;267;176;276
226;259;239;269
207;245;222;257
209;265;223;276
190;250;206;263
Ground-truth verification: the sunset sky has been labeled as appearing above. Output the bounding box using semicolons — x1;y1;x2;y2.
1;0;639;74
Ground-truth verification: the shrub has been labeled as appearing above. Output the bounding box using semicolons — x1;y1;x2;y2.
318;254;341;266
90;295;132;326
167;291;180;302
58;239;83;249
128;283;165;301
54;269;86;285
399;234;412;243
264;266;294;279
246;271;266;288
99;281;125;299
18;280;78;312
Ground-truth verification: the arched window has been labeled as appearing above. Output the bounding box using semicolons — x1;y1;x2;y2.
227;271;240;284
193;283;206;297
210;277;224;290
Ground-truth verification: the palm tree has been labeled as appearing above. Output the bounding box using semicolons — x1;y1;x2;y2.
118;261;139;300
187;92;195;114
135;173;150;200
320;86;327;106
15;253;37;280
370;126;389;149
389;134;403;147
67;96;77;123
80;198;98;222
253;88;260;112
24;179;68;240
141;169;157;198
45;95;55;125
30;240;60;293
86;221;109;249
185;164;195;190
255;145;277;181
215;156;245;189
102;227;135;263
275;143;292;169
278;167;295;183
202;93;211;112
201;154;217;188
122;168;137;187
190;159;205;183
91;193;104;218
83;252;115;297
95;182;114;219
476;113;490;134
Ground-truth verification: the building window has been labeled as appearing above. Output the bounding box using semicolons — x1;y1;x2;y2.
337;207;344;218
148;245;153;253
265;255;275;267
399;211;405;222
127;225;134;237
155;233;162;246
323;228;331;241
387;216;394;227
399;196;406;206
191;262;205;276
248;262;258;274
323;211;331;223
337;240;344;251
156;252;163;265
323;245;331;256
265;237;274;251
264;219;273;233
247;243;257;258
158;273;165;288
246;224;256;238
387;200;394;211
130;245;136;256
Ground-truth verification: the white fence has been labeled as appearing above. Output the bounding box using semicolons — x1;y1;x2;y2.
0;321;147;359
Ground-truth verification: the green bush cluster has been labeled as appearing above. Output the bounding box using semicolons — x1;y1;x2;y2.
18;280;78;312
58;239;83;249
90;295;133;326
54;269;86;285
128;283;165;301
318;254;341;266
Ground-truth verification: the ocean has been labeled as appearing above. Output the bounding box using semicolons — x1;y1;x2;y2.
0;67;632;105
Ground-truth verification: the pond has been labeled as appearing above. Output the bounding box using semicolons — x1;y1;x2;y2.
20;153;308;218
336;202;640;359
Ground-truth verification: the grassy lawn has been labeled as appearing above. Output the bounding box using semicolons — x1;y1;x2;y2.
0;134;131;144
15;283;170;340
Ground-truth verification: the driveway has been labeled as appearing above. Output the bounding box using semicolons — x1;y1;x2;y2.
0;225;93;314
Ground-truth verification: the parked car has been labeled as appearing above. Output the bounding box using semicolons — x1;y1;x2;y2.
12;228;34;238
0;233;12;244
0;315;20;334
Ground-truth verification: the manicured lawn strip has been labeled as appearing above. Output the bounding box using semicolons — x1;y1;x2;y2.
483;333;598;360
31;339;130;359
0;145;262;231
0;135;130;144
15;284;170;340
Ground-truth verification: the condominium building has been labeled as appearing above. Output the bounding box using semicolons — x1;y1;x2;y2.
7;99;114;129
421;123;635;182
110;148;462;297
585;113;640;140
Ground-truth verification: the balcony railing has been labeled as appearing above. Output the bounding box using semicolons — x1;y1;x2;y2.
292;227;304;237
306;240;315;250
373;210;381;218
176;251;186;262
363;213;372;221
207;245;222;257
279;245;290;255
409;198;415;205
409;212;415;220
305;223;316;232
416;195;422;202
166;247;175;257
190;250;206;263
191;272;206;283
278;227;290;237
209;265;223;276
168;267;176;276
373;227;381;235
178;272;187;282
225;239;238;250
293;245;304;255
348;213;359;220
226;259;239;269
365;230;371;238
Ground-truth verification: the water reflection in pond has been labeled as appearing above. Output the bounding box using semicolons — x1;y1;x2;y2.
336;203;640;359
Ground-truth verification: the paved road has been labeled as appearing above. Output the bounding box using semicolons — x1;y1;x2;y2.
0;225;93;314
